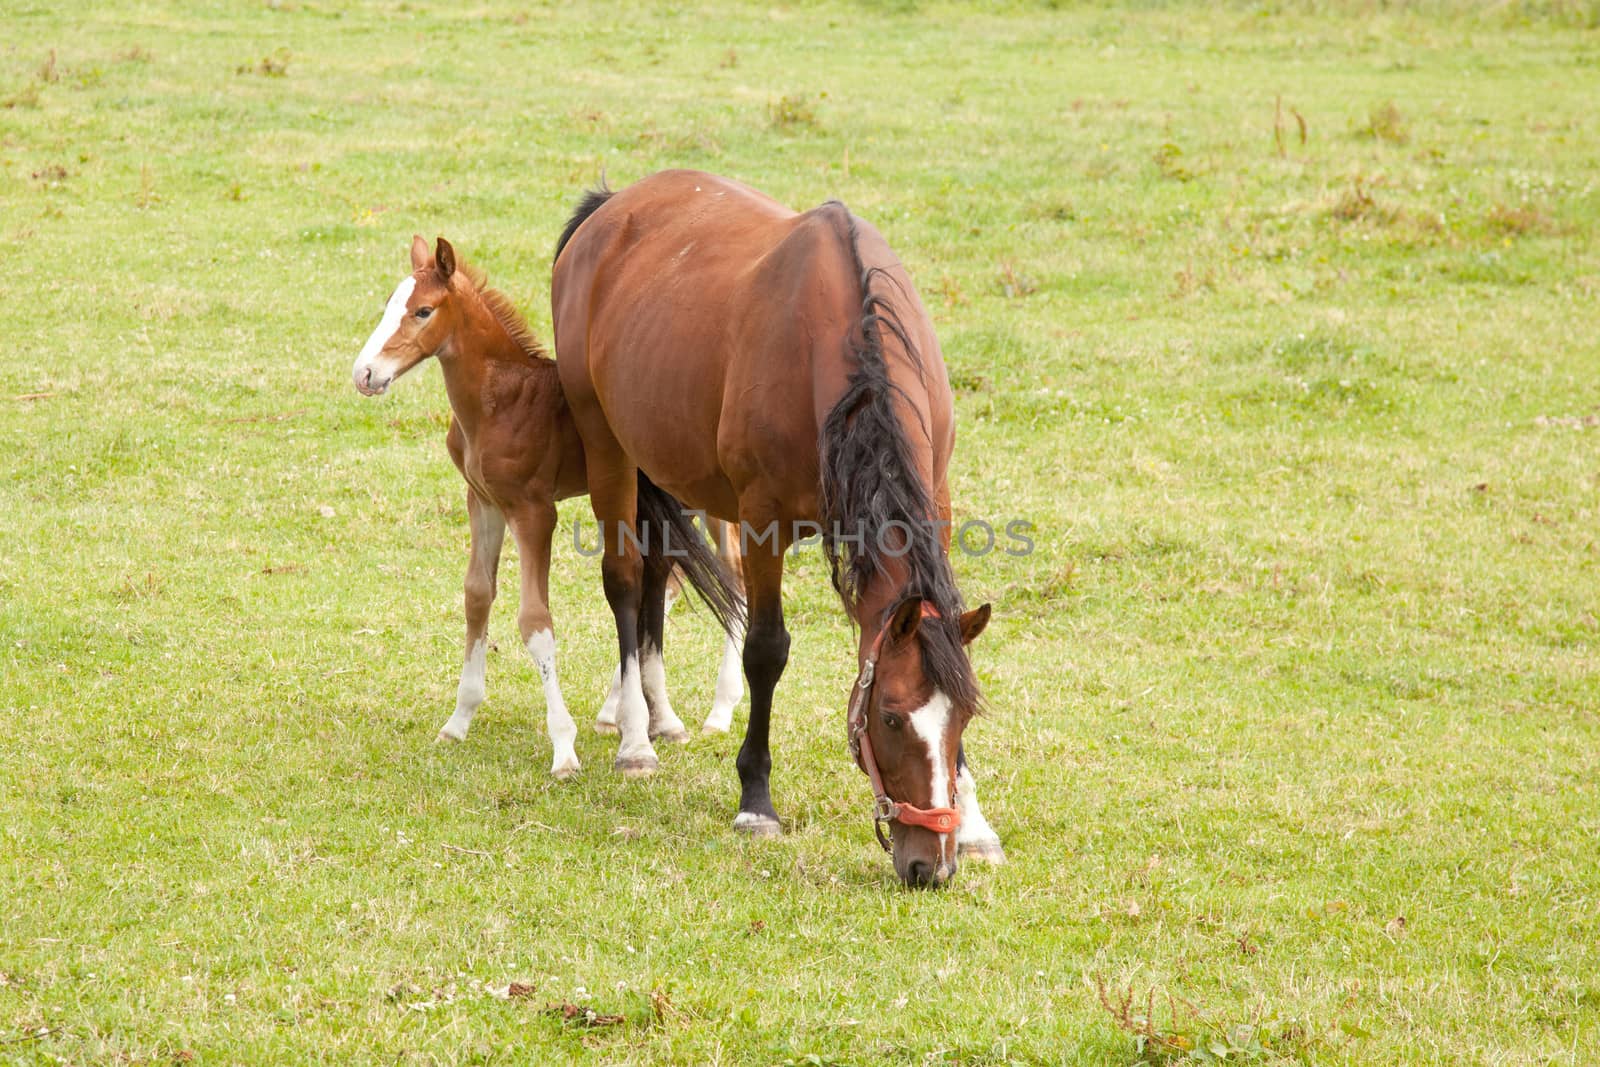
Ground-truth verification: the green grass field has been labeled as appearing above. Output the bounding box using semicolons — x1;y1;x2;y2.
3;1;1599;1062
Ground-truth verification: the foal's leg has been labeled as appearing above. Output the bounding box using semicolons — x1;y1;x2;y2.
437;490;505;743
954;742;1005;863
508;502;580;779
732;518;789;836
703;521;745;736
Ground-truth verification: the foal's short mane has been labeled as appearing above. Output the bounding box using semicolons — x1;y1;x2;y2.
816;202;981;712
457;261;550;362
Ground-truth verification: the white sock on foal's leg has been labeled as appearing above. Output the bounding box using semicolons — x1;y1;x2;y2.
525;629;580;779
955;764;1005;863
703;626;743;735
438;637;488;742
596;665;622;735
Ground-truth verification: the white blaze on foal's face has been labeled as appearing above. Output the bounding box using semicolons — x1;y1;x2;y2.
352;236;458;397
352;276;416;394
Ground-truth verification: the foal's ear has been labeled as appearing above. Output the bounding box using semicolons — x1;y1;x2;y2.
885;596;926;647
410;234;430;271
958;604;992;646
434;237;457;282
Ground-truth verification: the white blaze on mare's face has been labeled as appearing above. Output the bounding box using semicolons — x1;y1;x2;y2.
353;276;416;391
908;691;955;810
908;690;957;866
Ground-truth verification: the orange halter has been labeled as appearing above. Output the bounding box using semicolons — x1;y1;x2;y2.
846;602;962;852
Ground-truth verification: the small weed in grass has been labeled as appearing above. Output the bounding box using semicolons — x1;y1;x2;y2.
237;48;290;76
768;92;818;129
1485;201;1555;236
1153;141;1197;181
1362;100;1408;143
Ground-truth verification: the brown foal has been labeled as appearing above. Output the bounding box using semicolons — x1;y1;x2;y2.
351;235;743;777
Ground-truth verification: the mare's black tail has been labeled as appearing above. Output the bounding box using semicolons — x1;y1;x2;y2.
636;472;745;636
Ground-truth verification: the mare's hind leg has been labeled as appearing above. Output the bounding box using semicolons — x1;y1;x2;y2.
703;521;745;736
438;490;505;743
954;743;1005;863
637;551;689;743
594;570;682;735
732;515;790;836
508;501;580;779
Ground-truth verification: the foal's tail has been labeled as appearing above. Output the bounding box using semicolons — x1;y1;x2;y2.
636;472;746;637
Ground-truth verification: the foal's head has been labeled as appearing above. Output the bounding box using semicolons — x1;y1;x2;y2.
853;596;991;888
352;235;463;396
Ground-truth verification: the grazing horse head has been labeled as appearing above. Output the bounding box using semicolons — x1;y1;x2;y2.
849;595;991;888
352;235;461;396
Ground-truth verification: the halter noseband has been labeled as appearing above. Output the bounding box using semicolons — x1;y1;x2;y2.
847;602;962;852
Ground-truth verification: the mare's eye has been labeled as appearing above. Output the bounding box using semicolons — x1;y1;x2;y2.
415;307;433;320
881;712;903;730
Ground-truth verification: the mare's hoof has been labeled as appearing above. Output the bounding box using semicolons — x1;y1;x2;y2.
551;758;581;781
732;812;781;837
593;720;620;736
650;727;691;744
614;754;659;779
435;728;465;744
957;839;1007;864
701;722;730;737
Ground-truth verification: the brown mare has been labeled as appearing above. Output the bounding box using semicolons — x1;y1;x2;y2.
350;235;745;776
551;171;1004;887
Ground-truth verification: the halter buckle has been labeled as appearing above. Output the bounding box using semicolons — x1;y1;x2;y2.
857;659;876;689
872;795;898;823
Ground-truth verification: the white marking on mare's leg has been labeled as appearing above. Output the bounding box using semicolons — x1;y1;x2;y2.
909;691;956;871
612;651;658;777
955;763;1005;864
640;640;688;743
596;665;622;734
437;636;487;742
352;277;414;392
526;629;579;779
703;626;744;735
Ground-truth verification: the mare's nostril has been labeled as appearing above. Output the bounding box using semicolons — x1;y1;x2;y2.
905;859;934;887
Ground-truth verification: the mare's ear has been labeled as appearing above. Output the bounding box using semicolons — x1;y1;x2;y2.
959;604;991;646
885;596;925;647
434;237;456;283
410;234;430;271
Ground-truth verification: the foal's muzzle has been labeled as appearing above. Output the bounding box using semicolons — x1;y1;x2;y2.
353;364;390;396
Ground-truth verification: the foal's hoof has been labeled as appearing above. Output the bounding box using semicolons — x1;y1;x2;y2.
958;838;1007;864
701;721;730;737
551;756;581;781
614;754;659;779
593;720;620;736
650;727;691;745
732;812;781;837
435;727;465;744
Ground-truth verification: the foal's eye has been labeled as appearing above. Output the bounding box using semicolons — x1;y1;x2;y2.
415;307;433;320
881;712;903;730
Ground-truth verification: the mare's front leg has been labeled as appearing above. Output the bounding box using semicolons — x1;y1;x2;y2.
954;743;1006;863
732;516;789;836
437;490;505;743
508;501;580;779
